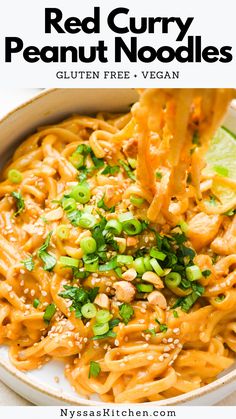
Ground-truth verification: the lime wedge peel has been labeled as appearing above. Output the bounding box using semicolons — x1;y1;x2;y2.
202;127;236;214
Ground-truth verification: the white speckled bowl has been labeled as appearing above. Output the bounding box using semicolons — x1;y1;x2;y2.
0;89;236;405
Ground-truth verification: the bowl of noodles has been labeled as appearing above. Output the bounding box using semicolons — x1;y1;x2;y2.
0;88;236;406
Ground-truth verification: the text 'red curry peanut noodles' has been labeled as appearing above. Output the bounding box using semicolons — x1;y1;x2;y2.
0;88;236;402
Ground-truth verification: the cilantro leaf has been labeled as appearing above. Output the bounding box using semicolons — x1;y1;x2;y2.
59;285;99;318
75;144;91;156
144;328;156;336
155;319;168;333
172;283;205;312
89;361;101;378
11;191;25;216
21;255;34;272
202;269;211;277
91;152;104;169
37;232;56;271
101;165;120;176
119;303;134;325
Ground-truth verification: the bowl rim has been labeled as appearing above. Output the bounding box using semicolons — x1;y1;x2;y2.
0;87;236;406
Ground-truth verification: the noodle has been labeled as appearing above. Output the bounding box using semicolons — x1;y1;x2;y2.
0;88;236;403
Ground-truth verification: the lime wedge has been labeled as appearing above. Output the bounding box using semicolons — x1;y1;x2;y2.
204;127;236;179
203;127;236;213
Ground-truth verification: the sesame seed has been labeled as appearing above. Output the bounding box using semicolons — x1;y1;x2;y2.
114;339;120;346
159;355;164;362
174;339;180;345
163;353;170;358
173;328;180;334
147;355;154;360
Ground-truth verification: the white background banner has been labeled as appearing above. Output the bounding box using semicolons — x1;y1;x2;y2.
0;0;235;87
0;406;236;419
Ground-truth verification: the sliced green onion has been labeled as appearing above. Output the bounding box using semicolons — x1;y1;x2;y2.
56;224;70;240
136;283;154;293
8;169;23;184
133;257;146;274
80;237;97;254
143;255;153;271
81;303;97;319
115;267;123;278
105;219;123;235
89;360;101;378
178;220;188;234
43;303;56;324
33;299;40;308
165;272;181;289
59;256;79;268
96;310;112;324
84;205;93;213
127;158;137;169
99;257;117;272
150;248;166;261
150;258;164;276
130;195;144;208
117;255;133;266
70;184;91;204
69;153;84;169
186;265;202;281
92;322;109;336
62;197;77;212
84;260;99;272
118;212;133;223
78;214;97;229
122;219;142;236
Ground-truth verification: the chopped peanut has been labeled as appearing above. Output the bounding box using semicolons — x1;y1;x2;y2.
147;291;167;309
94;293;110;309
44;207;63;221
142;272;164;288
114;281;136;302
126;237;139;247
115;237;126;254
122;268;137;282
